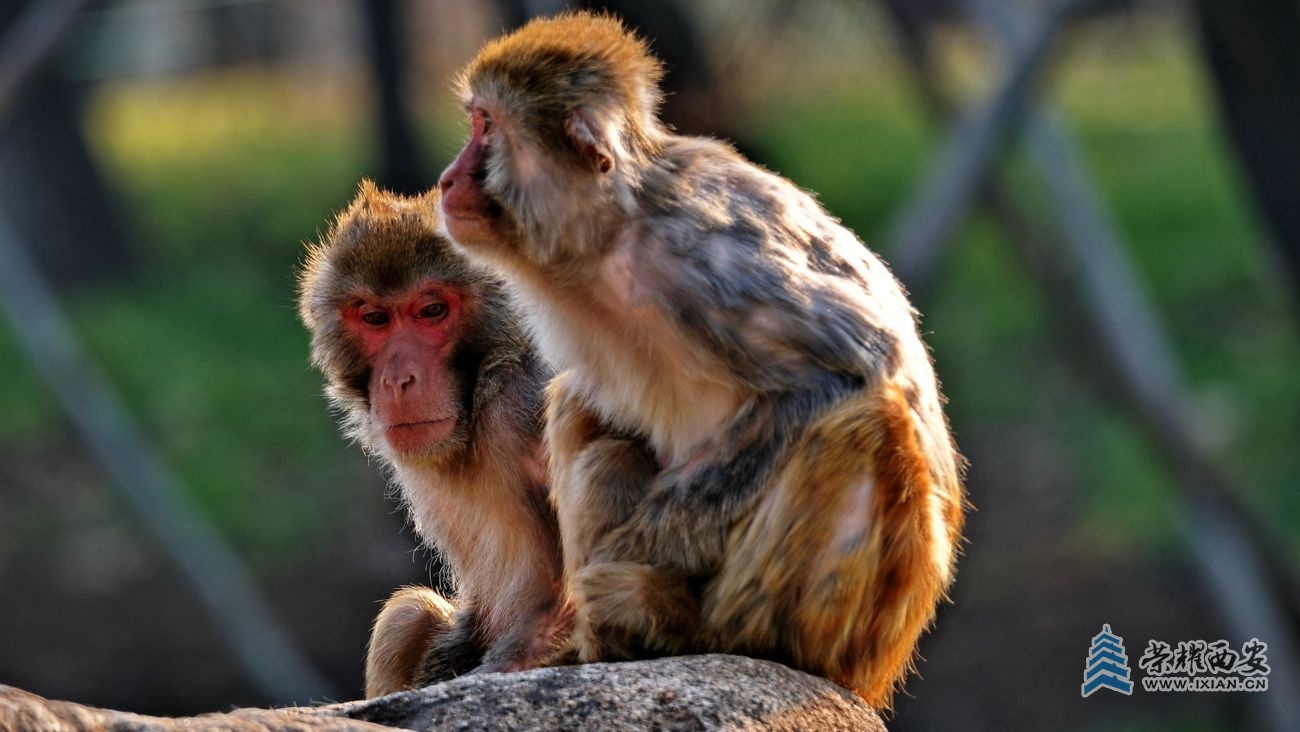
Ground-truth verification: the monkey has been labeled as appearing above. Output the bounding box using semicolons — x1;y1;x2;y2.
433;13;966;707
297;181;566;698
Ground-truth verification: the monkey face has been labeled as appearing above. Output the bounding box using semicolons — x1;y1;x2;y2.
438;99;629;270
342;283;472;463
438;107;506;247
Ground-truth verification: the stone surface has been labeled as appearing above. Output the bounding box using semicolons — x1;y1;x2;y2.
0;654;884;731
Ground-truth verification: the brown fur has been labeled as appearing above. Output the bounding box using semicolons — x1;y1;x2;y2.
438;13;966;708
299;182;565;697
365;587;456;698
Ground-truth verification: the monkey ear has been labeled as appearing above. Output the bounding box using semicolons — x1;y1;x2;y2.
566;108;615;175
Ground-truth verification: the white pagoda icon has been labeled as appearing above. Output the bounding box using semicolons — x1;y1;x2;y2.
1082;624;1133;697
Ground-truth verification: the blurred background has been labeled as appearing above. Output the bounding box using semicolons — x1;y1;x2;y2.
0;0;1296;730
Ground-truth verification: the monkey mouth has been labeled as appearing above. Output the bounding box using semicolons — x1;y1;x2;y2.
384;418;457;452
443;212;493;237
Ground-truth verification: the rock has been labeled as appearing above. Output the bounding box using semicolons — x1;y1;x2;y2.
0;684;388;731
0;655;883;731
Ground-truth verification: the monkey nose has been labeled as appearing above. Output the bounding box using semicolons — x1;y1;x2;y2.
382;372;417;392
438;172;453;193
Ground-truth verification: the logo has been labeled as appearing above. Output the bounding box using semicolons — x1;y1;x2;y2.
1082;624;1134;697
1138;638;1270;692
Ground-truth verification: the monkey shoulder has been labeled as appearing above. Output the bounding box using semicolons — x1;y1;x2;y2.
645;137;896;288
631;138;919;386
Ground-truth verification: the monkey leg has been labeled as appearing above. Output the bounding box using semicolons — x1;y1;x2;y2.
571;386;856;663
546;371;680;662
553;435;668;663
475;598;571;675
415;605;489;684
704;385;962;709
365;586;458;698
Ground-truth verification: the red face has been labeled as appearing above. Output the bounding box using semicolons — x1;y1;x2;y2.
439;106;500;244
343;282;467;455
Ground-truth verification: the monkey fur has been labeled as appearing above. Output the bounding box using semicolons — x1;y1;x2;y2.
436;13;966;707
298;181;564;698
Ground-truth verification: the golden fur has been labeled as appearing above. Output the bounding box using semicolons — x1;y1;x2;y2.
440;13;966;708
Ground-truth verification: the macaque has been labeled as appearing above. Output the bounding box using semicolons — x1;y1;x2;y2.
298;182;564;698
436;13;966;707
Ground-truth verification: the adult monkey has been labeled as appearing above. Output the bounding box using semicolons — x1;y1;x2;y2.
299;182;565;697
435;13;967;707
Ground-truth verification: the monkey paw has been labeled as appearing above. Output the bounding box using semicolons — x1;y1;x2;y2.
574;561;699;661
572;562;645;661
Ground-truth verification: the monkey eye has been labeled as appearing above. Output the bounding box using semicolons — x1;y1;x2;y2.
359;310;390;327
415;302;449;320
474;108;492;135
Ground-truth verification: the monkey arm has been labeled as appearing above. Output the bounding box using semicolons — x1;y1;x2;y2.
590;373;861;575
546;371;659;574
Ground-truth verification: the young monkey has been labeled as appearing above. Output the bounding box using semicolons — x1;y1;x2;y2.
437;13;966;707
298;182;564;697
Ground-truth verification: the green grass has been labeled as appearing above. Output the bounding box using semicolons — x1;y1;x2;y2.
0;71;387;563
0;25;1295;564
1048;34;1300;552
